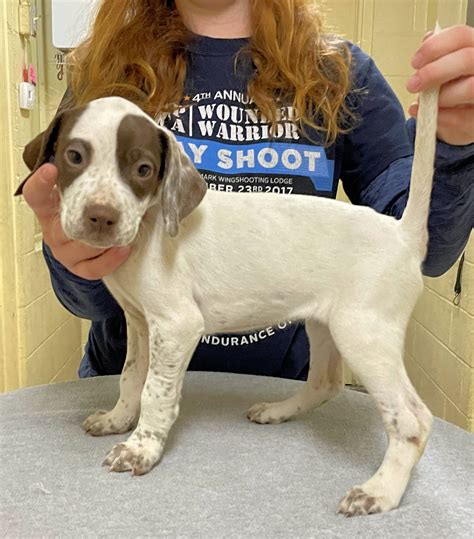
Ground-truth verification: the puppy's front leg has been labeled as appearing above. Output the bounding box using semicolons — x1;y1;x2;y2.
103;310;204;475
82;312;148;435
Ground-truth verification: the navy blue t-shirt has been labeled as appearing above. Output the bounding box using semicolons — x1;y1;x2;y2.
41;35;473;378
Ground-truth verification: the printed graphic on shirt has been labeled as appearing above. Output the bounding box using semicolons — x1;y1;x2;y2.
157;89;336;197
201;321;293;347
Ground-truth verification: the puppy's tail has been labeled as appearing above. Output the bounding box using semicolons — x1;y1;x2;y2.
400;22;441;255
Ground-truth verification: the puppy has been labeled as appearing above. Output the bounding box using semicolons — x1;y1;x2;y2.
16;46;439;516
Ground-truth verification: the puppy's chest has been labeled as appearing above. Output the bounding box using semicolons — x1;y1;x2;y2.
103;250;157;312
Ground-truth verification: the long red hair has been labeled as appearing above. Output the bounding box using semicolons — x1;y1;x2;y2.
68;0;355;145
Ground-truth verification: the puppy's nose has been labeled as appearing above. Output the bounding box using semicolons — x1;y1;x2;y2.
84;204;120;232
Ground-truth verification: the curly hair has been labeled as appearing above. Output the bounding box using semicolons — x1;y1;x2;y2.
68;0;356;145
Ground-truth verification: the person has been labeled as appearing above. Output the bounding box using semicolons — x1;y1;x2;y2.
22;0;473;379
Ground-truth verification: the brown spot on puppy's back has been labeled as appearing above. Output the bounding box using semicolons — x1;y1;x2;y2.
116;115;164;199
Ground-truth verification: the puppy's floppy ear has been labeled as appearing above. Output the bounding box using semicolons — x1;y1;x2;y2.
14;112;64;196
159;128;207;237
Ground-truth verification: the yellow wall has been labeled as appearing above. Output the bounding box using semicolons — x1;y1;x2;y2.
1;0;472;432
1;0;81;391
0;0;20;392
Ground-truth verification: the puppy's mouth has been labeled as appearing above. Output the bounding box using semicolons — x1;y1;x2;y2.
67;230;134;249
78;236;131;249
63;220;139;249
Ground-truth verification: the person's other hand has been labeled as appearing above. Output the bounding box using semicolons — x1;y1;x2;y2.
407;25;474;146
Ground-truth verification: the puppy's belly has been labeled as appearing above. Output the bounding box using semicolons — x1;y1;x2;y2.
201;296;325;335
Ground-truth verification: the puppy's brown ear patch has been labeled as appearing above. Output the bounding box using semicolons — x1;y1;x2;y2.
23;132;46;171
14;112;64;196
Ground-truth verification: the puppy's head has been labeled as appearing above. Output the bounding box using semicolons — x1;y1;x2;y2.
17;96;207;247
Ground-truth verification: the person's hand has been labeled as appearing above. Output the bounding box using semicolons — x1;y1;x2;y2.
22;164;131;280
407;24;474;146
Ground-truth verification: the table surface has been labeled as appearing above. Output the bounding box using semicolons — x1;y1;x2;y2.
1;372;473;537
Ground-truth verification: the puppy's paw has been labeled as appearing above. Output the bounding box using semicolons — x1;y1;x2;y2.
103;437;164;476
246;402;291;424
337;486;394;517
82;409;135;436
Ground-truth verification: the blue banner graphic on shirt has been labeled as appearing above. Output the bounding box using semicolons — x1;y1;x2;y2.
175;136;334;192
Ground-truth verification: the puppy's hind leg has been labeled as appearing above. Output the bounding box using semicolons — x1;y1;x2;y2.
330;310;432;516
82;312;148;436
247;320;343;424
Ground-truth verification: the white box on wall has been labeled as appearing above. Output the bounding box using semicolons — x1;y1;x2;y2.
51;0;98;48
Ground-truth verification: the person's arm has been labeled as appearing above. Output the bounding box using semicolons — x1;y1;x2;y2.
42;242;123;320
341;45;473;277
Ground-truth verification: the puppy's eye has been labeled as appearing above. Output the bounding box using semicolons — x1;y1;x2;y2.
67;150;83;165
137;163;153;178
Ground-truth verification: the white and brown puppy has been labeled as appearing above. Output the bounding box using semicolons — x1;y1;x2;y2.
17;68;439;515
